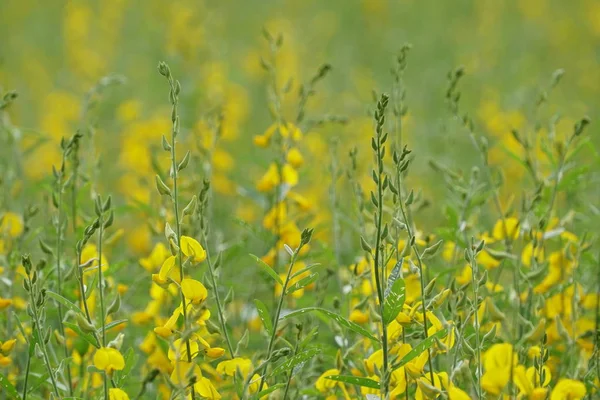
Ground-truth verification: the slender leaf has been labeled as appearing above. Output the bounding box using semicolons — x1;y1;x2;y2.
382;278;405;324
286;273;319;295
98;319;128;333
253;299;273;335
291;263;321;279
269;347;321;377
46;291;86;318
85;274;97;299
280;307;378;342
63;322;99;348
392;329;448;370
325;375;380;389
0;371;19;399
250;254;283;285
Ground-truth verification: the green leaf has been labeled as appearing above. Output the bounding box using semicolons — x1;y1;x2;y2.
383;278;405;324
63;322;100;348
46;291;86;318
253;299;273;335
325;375;380;389
250;254;283;285
98;319;128;333
115;347;137;385
285;273;319;295
268;347;321;377
291;263;321;279
391;328;448;370
85;275;97;299
0;371;19;399
280;307;378;342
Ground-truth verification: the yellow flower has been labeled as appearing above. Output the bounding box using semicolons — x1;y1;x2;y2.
195;377;221;399
349;309;369;324
550;379;586;400
0;212;24;238
0;339;17;354
256;163;299;192
514;365;550;399
415;372;447;400
205;347;225;358
0;355;11;366
180;236;207;263
286;147;304;168
216;357;253;377
481;343;516;395
170;361;201;386
139;242;170;272
448;385;472;400
315;368;340;392
109;387;130;400
168;338;199;362
152;256;181;285
521;242;545;267
93;347;125;373
181;278;208;305
492;217;519;240
477;250;500;270
248;373;268;396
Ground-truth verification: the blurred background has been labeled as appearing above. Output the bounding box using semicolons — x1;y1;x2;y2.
1;0;599;251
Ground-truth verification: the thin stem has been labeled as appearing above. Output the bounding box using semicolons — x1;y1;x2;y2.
54;162;73;395
397;178;435;385
373;128;389;398
282;328;301;399
203;239;235;358
97;212;108;400
162;68;197;400
22;347;31;400
257;240;307;392
467;240;483;399
28;281;60;397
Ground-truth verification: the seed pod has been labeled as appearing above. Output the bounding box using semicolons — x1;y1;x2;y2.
155;175;171;197
107;294;121;316
178;151;191;171
360;236;372;253
76;314;96;333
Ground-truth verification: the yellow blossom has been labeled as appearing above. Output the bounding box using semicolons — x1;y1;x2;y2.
181;278;208;305
180;236;207;263
93;347;125;373
109;388;130;400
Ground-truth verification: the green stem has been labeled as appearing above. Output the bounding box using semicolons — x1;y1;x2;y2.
257;243;305;393
55;165;73;395
97;213;108;400
29;282;60;397
164;71;196;400
22;347;31;400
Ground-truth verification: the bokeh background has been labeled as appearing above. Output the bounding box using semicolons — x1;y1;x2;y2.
1;0;599;302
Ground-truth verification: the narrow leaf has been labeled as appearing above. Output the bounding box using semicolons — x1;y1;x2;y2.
98;319;128;333
286;273;319;295
63;322;100;348
250;254;283;285
268;347;320;377
253;299;273;335
382;278;405;324
392;329;448;370
326;375;380;389
0;371;19;399
291;263;321;279
46;291;86;318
